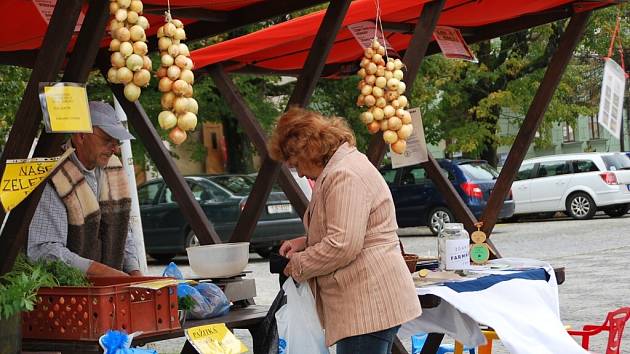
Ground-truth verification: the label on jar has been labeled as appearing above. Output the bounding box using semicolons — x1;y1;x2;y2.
444;239;470;270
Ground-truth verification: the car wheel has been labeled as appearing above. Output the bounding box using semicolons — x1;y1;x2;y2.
427;207;454;235
186;231;200;248
603;204;629;218
149;253;175;263
566;192;596;220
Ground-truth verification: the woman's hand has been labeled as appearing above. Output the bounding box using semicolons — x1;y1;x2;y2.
279;236;307;258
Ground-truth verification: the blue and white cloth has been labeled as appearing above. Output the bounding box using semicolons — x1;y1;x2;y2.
402;258;587;354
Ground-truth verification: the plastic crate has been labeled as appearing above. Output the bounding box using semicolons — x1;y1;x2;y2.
22;276;180;341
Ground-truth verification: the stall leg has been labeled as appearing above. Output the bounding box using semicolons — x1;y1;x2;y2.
420;333;445;354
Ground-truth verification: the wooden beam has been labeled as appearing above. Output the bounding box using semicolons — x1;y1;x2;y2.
208;64;307;246
144;7;229;22
0;0;101;275
96;55;222;246
381;22;415;34
480;12;592;237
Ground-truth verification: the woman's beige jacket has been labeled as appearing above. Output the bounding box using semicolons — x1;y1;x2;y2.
289;142;422;346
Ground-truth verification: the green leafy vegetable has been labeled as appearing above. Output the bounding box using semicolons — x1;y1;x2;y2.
178;295;196;311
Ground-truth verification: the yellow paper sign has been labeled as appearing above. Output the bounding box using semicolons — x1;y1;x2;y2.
43;85;92;132
0;149;74;212
185;324;248;354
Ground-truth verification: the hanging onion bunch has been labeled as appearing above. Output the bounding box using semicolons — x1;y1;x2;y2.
356;39;412;154
155;16;197;145
106;0;152;102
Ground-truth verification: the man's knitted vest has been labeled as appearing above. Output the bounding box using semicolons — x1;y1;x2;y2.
50;155;131;270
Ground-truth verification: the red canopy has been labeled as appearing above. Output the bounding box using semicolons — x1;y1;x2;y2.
190;0;613;74
0;0;264;52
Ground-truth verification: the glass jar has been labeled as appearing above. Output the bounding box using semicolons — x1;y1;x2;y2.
437;223;470;271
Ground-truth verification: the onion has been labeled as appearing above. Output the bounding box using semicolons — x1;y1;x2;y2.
109;39;121;52
129;0;143;13
383;105;395;118
116;27;130;42
357;68;366;78
161;54;174;67
372;86;384;98
398;124;413;139
364;47;374;59
126;10;138;24
110;19;124;34
109;2;119;15
397;81;407;95
372;53;383;64
380;120;389;131
177;112;197;131
364;95;376;107
142;55;152;70
391;139;407;154
136;16;149;30
387;78;400;91
366;62;377;75
398;95;408;108
401;110;412;124
158;111;177;130
116;67;133;84
173;96;189;114
110;52;125;68
157;26;164;38
156;66;167;78
386;61;395;71
158;37;172;51
385;90;399;102
168;127;187;145
377;46;385;56
367;121;380;134
164;22;176;37
167;65;181;81
123;83;141;101
174;55;188;69
133;69;151;87
114;8;127;22
388;116;402;131
161;91;175;109
393;69;404;80
167;44;180;57
107;67;119;83
119;41;133;57
391;99;400;109
376;66;385;77
174;28;186;41
371;39;381;50
158;77;173;92
376;97;387;108
187;98;199;114
383;130;398;144
372;107;384;121
356;95;365;106
180;69;194;84
183;83;193;98
395;108;406;119
129;25;145;42
178;43;190;56
172;80;188;96
360;111;374;124
384;70;393;81
172;19;184;28
117;0;131;8
394;59;404;70
360;84;372;96
365;74;376;85
133;41;148;56
360;58;370;68
126;54;143;71
375;76;387;89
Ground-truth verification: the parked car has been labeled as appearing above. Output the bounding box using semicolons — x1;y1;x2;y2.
512;152;630;219
379;160;515;235
137;174;305;262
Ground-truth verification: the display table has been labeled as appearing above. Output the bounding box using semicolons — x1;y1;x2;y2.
399;258;582;354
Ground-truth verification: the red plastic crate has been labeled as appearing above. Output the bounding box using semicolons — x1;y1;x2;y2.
22;276;180;341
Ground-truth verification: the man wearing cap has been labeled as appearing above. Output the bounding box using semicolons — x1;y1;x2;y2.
28;101;141;277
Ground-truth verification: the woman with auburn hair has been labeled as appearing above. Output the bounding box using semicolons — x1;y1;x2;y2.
269;107;421;354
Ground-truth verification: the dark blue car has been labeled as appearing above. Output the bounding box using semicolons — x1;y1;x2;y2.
379;159;515;235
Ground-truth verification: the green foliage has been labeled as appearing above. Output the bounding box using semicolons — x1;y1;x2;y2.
178;294;196;311
0;66;30;149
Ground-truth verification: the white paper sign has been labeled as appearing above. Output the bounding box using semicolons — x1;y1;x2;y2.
597;58;626;139
391;107;429;169
445;239;470;270
347;21;398;56
33;0;85;32
433;26;478;63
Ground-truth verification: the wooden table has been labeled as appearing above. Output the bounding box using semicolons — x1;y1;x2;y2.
22;305;270;354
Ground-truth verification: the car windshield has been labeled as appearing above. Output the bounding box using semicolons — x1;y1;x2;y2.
458;162;499;180
244;175;283;192
601;154;630;171
209;175;254;196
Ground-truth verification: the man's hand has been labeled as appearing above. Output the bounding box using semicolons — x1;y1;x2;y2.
279;236;307;258
87;261;129;277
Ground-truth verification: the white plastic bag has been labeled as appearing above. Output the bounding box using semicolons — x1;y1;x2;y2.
275;278;328;354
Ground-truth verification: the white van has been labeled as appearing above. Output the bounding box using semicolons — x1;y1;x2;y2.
512;152;630;219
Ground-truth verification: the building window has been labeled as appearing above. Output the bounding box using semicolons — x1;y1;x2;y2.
588;115;600;139
562;123;575;142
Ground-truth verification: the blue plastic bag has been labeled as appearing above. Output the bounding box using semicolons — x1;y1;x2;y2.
163;262;184;279
99;330;157;354
195;282;230;317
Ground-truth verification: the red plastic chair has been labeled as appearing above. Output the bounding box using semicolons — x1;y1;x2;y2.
568;307;630;354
